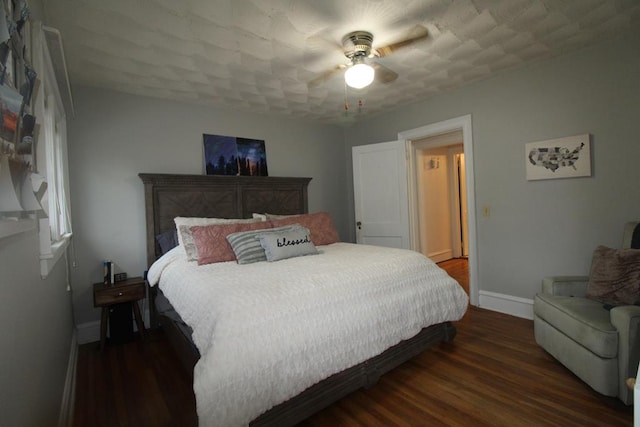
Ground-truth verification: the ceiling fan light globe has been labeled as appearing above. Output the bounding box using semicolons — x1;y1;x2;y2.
345;63;375;89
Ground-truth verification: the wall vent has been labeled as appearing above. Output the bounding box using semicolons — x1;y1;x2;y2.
42;26;74;116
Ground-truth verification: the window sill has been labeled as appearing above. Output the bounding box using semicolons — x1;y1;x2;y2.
40;233;72;278
0;218;37;239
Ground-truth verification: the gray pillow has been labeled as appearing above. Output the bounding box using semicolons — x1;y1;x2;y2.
257;227;318;262
155;229;178;255
226;225;302;264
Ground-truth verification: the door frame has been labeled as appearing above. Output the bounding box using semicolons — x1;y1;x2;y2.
398;114;478;306
450;147;467;258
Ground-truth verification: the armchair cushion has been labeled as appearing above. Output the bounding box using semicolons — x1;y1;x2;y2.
585;245;640;306
534;293;617;358
542;276;589;297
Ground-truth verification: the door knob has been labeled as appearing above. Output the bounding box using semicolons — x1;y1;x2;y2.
356;221;362;230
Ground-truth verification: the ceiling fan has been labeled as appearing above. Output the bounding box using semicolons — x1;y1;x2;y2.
308;25;429;90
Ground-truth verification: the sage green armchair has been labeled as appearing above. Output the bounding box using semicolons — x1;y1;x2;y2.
533;222;640;405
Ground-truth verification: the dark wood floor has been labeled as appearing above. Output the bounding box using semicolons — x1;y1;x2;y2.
73;258;631;426
73;330;197;427
438;257;469;294
302;306;633;426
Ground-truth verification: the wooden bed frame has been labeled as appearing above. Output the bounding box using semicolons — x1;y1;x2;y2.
139;173;457;426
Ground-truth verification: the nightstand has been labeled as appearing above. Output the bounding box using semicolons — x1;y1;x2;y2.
93;277;146;350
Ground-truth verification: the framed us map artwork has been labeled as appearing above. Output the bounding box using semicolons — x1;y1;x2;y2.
525;134;591;181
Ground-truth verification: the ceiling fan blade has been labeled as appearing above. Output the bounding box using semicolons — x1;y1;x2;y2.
308;64;346;88
374;25;429;57
304;31;344;72
371;62;398;84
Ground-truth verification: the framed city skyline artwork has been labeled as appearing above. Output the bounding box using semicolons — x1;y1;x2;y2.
203;134;268;177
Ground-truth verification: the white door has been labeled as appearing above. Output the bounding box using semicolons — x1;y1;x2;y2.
352;141;410;249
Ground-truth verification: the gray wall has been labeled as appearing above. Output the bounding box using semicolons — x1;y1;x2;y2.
0;231;74;426
344;30;640;301
66;88;346;326
0;1;75;425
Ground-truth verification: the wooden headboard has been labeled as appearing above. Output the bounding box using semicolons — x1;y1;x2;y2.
139;173;312;267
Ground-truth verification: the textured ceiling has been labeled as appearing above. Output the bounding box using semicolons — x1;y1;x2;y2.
43;0;640;124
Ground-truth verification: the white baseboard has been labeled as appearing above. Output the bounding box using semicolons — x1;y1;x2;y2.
76;308;150;345
479;291;534;320
429;249;454;263
76;320;100;345
58;329;78;427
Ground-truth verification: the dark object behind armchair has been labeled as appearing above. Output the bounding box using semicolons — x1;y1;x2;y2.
631;223;640;249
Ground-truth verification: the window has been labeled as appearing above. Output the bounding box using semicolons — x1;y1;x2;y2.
33;24;73;278
0;19;71;277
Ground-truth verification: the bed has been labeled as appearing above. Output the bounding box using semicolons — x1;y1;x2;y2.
139;173;468;426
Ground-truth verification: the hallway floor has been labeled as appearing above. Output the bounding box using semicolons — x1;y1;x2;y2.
437;257;469;294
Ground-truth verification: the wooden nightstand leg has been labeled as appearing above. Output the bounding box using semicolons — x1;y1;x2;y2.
100;307;108;351
132;301;145;340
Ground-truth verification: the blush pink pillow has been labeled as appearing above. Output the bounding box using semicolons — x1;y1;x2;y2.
269;212;339;246
191;222;273;265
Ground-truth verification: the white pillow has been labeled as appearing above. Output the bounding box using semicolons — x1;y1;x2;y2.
174;217;261;261
252;212;299;220
252;213;268;221
265;213;298;220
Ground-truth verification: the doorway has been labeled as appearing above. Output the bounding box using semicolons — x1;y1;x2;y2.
414;136;469;296
413;134;467;263
398;115;478;306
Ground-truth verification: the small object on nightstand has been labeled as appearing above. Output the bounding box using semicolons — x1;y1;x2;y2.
93;276;146;350
103;260;112;284
114;272;128;282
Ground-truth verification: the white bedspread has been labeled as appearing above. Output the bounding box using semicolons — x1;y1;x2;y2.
148;242;468;426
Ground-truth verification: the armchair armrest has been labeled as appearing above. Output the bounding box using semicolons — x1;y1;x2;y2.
611;305;640;405
541;276;589;297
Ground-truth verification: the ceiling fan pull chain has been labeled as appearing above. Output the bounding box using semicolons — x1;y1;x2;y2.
344;81;349;113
